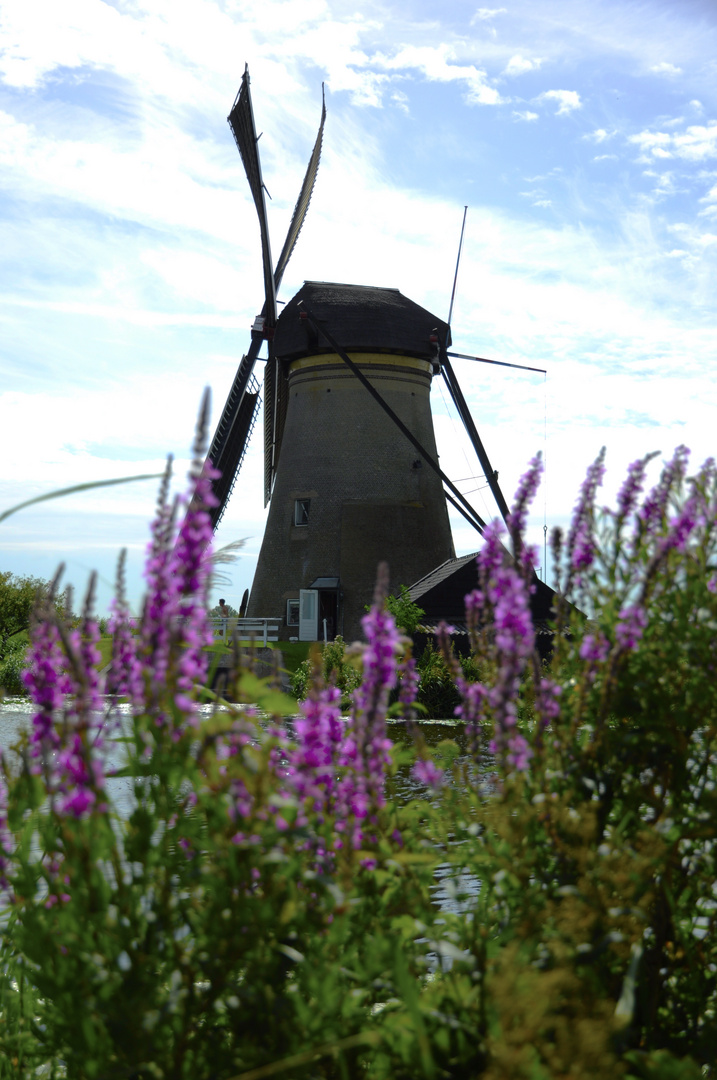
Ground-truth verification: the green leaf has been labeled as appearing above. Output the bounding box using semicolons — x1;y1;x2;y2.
0;473;163;524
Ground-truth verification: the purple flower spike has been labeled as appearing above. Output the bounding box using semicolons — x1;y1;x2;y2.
565;448;606;588
108;550;143;707
508;453;543;574
475;522;535;772
23;616;69;773
334;563;400;846
638;445;690;538
615;452;659;525
171;459;219;723
290;681;343;816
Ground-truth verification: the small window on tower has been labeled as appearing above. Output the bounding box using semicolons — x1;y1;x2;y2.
294;498;310;526
286;599;300;626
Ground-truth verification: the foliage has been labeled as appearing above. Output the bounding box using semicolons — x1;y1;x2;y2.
0;572;66;660
385;584;426;635
1;436;717;1078
0;635;27;695
413;641;483;719
291;633;363;704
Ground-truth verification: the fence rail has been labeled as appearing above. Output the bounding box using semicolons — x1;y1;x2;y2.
209;617;281;646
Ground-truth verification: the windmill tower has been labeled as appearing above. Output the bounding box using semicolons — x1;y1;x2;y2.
209;67;545;641
246;281;456;640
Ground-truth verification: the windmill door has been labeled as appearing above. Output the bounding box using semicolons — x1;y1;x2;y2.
299;590;318;641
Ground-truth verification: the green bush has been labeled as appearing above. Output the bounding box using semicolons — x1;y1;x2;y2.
0;636;26;695
291;633;362;704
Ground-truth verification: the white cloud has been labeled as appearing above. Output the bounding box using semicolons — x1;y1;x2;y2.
650;62;682;76
374;44;503;106
538;89;582;116
471;7;506;22
513;110;538;122
630;122;717;162
584;128;614;143
504;55;542;76
594;154;617;162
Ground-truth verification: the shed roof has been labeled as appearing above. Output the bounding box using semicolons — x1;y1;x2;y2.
408;550;559;625
274;281;451;362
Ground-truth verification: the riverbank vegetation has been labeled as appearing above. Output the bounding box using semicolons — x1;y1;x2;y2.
0;407;716;1077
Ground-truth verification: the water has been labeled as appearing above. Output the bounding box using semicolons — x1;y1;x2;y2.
0;700;482;920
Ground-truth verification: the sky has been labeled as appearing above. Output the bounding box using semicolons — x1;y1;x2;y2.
1;0;716;616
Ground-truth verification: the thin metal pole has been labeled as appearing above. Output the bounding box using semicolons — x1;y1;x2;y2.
447;206;468;330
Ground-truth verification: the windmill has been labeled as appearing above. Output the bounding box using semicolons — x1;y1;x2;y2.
210;67;547;641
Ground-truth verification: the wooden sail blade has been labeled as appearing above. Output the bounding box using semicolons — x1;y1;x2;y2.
273;85;326;292
227;65;277;328
209;366;261;529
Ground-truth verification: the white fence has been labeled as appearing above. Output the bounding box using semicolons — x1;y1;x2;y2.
209;617;281;646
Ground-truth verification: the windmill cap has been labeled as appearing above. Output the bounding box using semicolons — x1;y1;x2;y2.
274;281;452;361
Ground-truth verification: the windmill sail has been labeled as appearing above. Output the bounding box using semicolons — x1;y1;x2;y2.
208;69;326;527
263;84;327;505
227;64;276;327
273;84;326;290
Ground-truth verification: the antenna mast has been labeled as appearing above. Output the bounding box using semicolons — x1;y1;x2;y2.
447;205;468;329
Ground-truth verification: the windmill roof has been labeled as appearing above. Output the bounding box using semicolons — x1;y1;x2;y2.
274;281;452;361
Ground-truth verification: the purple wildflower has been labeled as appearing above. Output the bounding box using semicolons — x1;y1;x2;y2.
615;452;660;525
108;550;143;706
579;633;610;664
23;615;68;772
508;453;543;574
535;677;562;730
477;523;535;772
412;758;444;790
335;564;400;846
132;392;219;730
23;576;108;817
615;605;647;652
172;459;219;721
662;495;698;556
638;445;690;538
565;448;606;589
290;680;343;815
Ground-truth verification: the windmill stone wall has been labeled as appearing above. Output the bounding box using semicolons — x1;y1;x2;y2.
246;282;455;641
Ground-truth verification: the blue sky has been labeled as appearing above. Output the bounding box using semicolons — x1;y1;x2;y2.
1;0;716;614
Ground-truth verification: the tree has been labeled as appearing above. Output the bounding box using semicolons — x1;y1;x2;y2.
0;571;61;657
385;584;425;634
